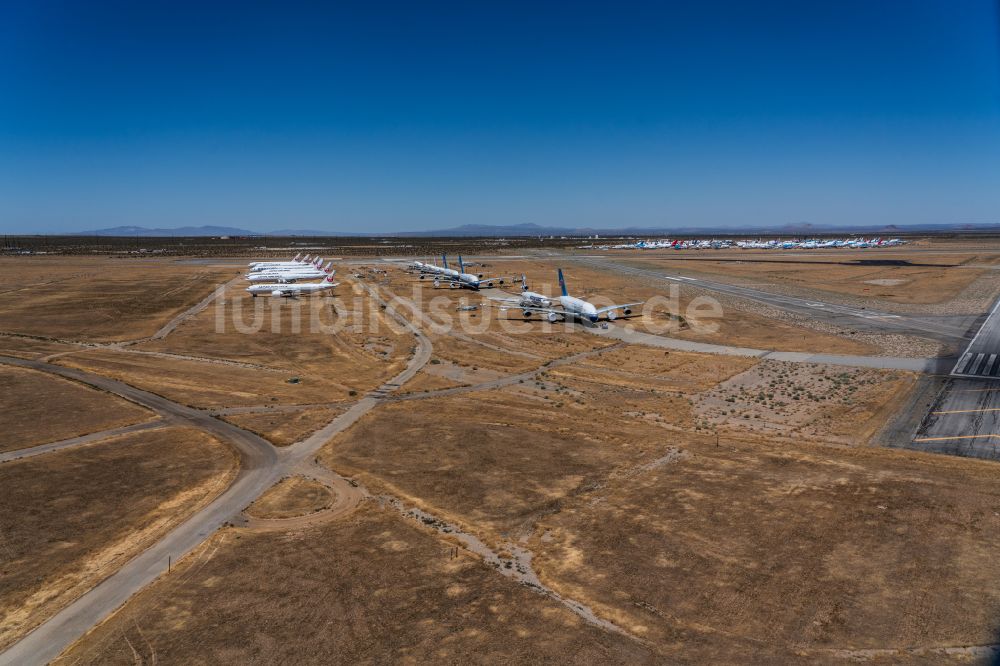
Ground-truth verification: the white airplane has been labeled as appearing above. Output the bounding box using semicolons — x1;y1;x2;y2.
431;256;507;290
496;269;642;323
411;255;460;280
248;253;307;268
245;261;333;283
488;274;552;309
246;271;339;297
249;256;323;273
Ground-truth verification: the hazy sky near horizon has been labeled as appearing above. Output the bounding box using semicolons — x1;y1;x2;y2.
1;1;998;234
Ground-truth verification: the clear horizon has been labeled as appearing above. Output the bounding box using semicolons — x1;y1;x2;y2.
2;1;999;234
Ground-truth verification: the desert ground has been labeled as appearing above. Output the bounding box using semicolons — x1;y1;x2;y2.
2;240;1000;664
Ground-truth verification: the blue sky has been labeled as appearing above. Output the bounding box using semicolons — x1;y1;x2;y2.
1;0;998;233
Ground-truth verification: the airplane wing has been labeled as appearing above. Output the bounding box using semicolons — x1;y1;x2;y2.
495;304;573;317
486;295;522;305
593;302;644;315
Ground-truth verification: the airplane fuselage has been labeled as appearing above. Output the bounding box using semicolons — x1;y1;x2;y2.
559;294;599;322
246;281;337;297
520;291;551;308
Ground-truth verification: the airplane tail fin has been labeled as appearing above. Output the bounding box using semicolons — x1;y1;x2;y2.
521;274;528;291
314;257;323;267
292;252;302;262
323;261;333;272
458;256;465;273
325;271;337;283
557;268;568;297
442;254;449;270
303;254;311;263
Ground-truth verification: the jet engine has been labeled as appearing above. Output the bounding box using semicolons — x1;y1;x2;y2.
271;290;284;297
433;280;440;288
606;311;617;321
547;312;559;322
622;307;632;316
522;310;532;319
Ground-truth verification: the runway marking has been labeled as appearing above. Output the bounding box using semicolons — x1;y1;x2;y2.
914;434;1000;442
931;407;1000;415
952;294;1000;375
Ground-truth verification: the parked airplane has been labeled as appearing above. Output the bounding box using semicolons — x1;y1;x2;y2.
245;261;333;283
249;256;323;273
497;269;642;323
488;274;552;309
248;253;307;268
246;272;339;297
412;255;460;280
431;256;507;290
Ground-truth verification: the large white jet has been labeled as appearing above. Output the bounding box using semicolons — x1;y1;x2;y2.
489;274;552;309
411;255;459;281
248;253;307;268
245;262;333;283
430;256;507;290
249;256;323;273
246;272;339;297
497;269;642;323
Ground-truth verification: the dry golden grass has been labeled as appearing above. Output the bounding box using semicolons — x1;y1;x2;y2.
0;335;80;360
567;345;759;393
693;361;917;444
221;406;345;446
56;504;652;665
323;387;701;544
0;365;153;453
7;252;1000;663
531;439;1000;661
245;476;333;519
55;350;349;409
0;257;234;342
136;278;413;395
0;426;236;650
627;247;999;305
396;367;469;394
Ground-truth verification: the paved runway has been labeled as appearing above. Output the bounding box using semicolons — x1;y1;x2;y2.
910;378;1000;460
908;299;1000;458
951;298;1000;379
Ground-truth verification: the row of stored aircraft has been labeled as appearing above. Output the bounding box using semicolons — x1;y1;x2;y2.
409;255;510;290
247;253;642;323
409;256;641;323
245;254;339;297
594;237;907;251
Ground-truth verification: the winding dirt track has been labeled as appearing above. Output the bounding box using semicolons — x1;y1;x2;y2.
0;419;167;463
0;281;433;666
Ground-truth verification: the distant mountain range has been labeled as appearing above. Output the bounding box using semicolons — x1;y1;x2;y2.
67;221;1000;238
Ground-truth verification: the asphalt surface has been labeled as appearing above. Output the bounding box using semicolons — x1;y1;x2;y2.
911;378;1000;460
951;297;1000;379
905;296;1000;456
555;254;972;343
